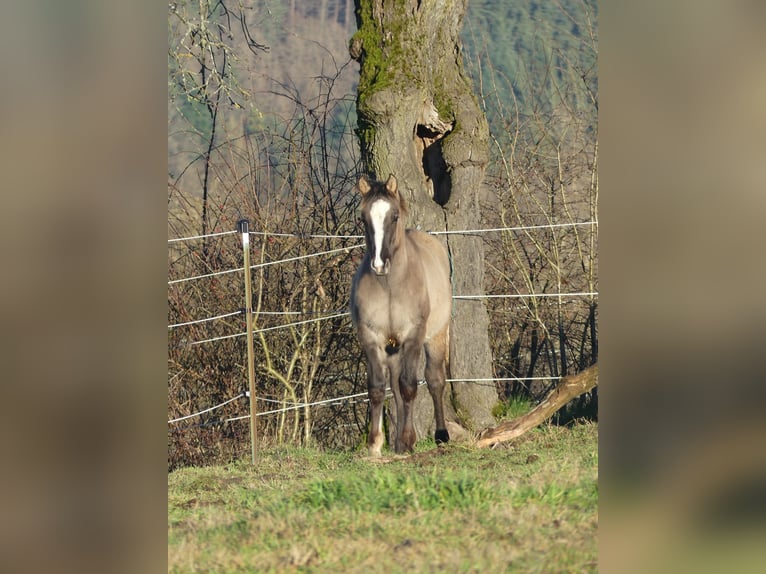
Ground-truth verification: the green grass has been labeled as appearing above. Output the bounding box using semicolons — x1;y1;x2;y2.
493;396;535;420
168;422;598;573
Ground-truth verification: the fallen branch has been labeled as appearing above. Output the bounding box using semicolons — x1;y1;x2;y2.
476;364;598;449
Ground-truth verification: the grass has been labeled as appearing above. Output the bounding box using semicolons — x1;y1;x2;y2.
168;422;597;573
492;396;535;420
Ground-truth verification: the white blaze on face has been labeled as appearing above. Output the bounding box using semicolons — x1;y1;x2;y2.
369;199;391;273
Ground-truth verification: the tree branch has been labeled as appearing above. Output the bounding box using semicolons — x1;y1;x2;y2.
476;364;598;448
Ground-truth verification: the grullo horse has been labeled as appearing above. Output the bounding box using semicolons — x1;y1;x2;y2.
350;174;452;456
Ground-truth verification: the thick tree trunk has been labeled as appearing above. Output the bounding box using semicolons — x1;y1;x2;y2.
476;364;599;448
352;0;497;441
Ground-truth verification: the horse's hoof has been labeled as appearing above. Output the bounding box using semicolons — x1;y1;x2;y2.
368;446;382;458
435;429;450;444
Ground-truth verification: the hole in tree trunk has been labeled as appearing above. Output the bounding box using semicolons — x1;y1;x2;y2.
416;123;451;206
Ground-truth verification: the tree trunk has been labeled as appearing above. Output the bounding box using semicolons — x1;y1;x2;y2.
352;0;497;440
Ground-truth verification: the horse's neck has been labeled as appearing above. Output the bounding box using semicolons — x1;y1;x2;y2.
386;234;417;285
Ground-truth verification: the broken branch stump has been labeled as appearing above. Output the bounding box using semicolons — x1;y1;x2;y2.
476;364;598;449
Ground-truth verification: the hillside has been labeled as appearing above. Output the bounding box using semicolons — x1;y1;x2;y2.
464;0;598;122
168;0;597;196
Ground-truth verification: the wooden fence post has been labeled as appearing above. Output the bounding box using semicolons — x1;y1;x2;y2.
238;219;258;463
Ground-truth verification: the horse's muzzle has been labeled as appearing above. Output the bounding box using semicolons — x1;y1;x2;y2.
371;259;390;276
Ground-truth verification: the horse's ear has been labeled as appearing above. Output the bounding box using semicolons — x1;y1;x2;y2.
357;176;371;196
385;174;398;197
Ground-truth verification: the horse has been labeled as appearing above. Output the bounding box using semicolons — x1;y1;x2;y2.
349;174;452;456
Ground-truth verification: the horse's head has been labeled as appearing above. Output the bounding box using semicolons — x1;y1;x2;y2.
358;174;407;276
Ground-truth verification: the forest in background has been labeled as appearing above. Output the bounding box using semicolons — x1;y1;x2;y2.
168;0;596;185
168;0;597;469
168;0;598;176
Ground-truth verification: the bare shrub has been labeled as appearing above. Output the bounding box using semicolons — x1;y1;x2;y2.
466;2;598;420
168;52;365;469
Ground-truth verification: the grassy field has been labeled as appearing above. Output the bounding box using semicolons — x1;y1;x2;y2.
168;422;597;573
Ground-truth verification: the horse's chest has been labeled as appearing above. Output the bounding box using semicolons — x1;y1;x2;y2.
382;291;427;337
359;287;426;338
389;296;424;322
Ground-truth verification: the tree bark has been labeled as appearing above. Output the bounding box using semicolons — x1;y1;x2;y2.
352;0;497;440
476;364;598;449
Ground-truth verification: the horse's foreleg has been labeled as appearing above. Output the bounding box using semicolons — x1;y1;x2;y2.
388;355;403;451
365;354;388;457
425;329;450;445
396;342;422;454
368;386;385;457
